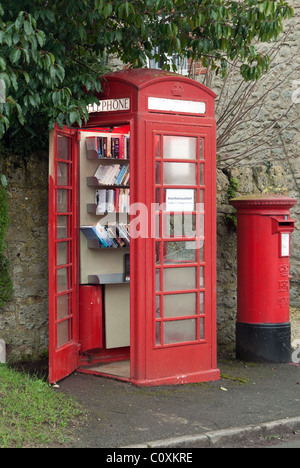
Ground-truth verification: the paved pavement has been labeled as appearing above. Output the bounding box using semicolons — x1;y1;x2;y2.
57;355;300;448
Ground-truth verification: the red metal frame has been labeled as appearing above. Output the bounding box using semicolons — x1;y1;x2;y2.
49;69;220;385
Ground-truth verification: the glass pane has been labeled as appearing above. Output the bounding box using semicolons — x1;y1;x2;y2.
199;139;204;160
57;216;68;239
163;242;197;264
200;317;205;339
156;322;161;345
163;214;196;238
57;242;68;266
163;267;196;291
155;162;161;184
164;319;197;344
57;320;70;347
163;136;197;159
155;242;161;265
200;164;204;185
199;213;204;238
200;189;204;203
57;268;69;293
155;188;161;205
200;267;204;288
164;293;197;318
57;189;68;213
156;269;161;292
200;292;204;313
155;296;161;318
57;136;70;160
163;163;196;185
57;294;69;320
57;163;69;186
200;241;204;262
155;135;161;158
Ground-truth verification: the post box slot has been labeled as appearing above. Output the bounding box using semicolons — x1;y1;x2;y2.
278;222;294;227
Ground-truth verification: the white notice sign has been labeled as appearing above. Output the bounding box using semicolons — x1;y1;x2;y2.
166;189;195;212
281;233;290;257
148;97;206;114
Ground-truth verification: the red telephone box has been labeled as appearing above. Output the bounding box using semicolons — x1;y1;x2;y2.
49;69;220;385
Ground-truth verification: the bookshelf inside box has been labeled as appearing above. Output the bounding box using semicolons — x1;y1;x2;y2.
79;128;130;286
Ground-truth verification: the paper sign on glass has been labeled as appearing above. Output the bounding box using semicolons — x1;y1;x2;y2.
166;189;195;212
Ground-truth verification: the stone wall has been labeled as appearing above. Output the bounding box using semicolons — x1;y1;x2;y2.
211;4;300;352
0;152;49;362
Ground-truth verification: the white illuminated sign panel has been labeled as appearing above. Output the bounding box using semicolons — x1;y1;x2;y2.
148;97;206;114
87;98;130;113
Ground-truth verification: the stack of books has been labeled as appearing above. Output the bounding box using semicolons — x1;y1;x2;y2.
86;135;130;159
93;164;129;186
95;188;130;214
80;221;130;248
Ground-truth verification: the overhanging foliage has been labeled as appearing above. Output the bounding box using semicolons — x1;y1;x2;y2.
0;0;294;154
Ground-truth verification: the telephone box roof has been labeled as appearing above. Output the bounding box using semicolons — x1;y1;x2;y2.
99;68;217;99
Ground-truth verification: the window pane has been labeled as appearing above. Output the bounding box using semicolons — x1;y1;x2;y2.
156;270;161;292
199;139;204;160
200;292;204;313
164;293;197;318
155;135;161;158
57;294;69;320
155;242;161;265
57;136;70;160
163;214;196;238
163;136;197;159
200;164;204;185
57;242;68;266
163;242;197;264
57;268;69;293
57;320;70;347
57;163;69;186
163;267;196;291
200;267;204;288
155;162;161;184
156;322;161;345
155;296;161;318
164;319;197;344
200;317;205;339
164;163;196;186
57;189;68;213
57;216;68;240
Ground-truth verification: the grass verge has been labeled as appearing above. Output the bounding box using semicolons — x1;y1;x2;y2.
0;364;84;448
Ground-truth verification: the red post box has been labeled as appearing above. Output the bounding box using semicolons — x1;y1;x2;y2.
230;194;297;363
48;69;220;385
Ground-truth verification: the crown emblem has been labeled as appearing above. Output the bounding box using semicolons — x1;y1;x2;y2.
171;84;184;97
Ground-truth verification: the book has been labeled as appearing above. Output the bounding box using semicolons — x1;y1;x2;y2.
111;137;120;158
97;136;108;158
115;165;127;185
95;189;106;214
124;253;130;282
80;222;129;248
94;165;112;184
106;189;115;213
80;225;109;248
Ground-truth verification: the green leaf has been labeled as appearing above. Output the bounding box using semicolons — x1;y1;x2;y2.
0;174;8;187
9;48;21;64
0;57;6;72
